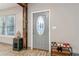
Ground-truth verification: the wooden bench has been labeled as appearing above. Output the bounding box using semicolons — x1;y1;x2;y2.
51;42;73;56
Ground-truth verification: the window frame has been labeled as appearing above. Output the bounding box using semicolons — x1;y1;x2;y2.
0;14;16;37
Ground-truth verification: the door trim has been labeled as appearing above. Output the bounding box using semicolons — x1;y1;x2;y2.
31;9;51;52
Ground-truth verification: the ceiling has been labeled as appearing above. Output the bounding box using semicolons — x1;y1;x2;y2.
0;3;19;10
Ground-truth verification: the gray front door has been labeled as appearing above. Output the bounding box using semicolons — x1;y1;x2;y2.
33;11;49;50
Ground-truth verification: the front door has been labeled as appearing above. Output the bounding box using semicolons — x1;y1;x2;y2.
33;10;49;50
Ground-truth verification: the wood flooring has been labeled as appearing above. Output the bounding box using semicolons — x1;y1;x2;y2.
0;43;50;56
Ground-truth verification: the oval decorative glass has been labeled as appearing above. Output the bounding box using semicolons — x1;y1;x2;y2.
36;16;45;35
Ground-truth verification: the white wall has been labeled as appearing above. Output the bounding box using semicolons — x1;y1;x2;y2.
0;5;23;45
28;3;79;53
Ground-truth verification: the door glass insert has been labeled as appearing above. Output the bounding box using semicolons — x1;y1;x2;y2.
36;16;45;35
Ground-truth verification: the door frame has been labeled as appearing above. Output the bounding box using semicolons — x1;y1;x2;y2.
31;9;51;52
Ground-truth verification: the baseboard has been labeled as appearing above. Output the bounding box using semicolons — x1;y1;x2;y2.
72;53;79;56
33;48;49;52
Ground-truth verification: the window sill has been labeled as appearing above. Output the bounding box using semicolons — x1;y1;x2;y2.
0;35;15;38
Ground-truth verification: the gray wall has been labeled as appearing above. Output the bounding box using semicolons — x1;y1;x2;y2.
28;3;79;53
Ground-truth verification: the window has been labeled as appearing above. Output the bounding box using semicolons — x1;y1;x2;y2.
0;15;15;36
6;16;15;35
0;16;4;35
